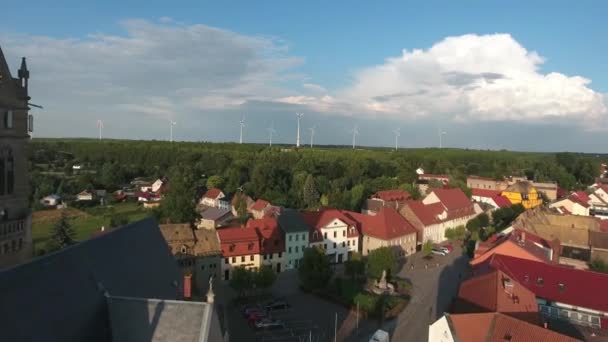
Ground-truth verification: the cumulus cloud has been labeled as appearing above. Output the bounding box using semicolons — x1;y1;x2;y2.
305;34;607;127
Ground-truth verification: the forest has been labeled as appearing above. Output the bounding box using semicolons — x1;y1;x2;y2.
29;138;604;212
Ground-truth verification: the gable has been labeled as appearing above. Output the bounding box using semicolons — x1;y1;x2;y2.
323;218;348;229
422;192;441;205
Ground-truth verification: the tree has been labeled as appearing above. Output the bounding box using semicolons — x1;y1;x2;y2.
206;175;225;189
254;266;277;291
229;267;253;297
350;184;367;211
422;241;433;255
344;252;365;280
47;210;76;251
589;259;608;274
302;174;320;208
367;247;397;280
299;246;332;291
110;213;129;228
160;166;197;223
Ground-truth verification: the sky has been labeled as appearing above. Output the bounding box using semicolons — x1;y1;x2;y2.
1;1;607;152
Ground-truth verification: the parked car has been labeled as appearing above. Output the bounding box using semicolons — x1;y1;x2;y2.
431;248;446;256
264;299;290;311
439;246;451;254
247;310;269;324
254;318;285;330
241;305;263;318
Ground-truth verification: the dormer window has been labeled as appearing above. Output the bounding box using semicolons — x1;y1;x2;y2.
558;283;566;292
180;245;187;254
229;244;235;252
536;277;544;287
248;242;253;250
313;231;318;240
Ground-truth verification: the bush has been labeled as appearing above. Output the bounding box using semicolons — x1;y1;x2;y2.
354;293;379;313
368;247;397;279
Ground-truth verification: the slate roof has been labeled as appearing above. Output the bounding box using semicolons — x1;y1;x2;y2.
446;312;580;342
489;254;608;313
277;208;310;233
0;218;182;342
107;296;223;342
200;207;231;221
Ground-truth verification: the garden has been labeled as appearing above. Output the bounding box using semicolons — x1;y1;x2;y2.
299;246;411;320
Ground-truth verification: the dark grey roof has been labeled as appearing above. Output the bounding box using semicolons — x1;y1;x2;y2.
277;208;310;233
108;296;223;342
200;207;231;221
0;217;182;342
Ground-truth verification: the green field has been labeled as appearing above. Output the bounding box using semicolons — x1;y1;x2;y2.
32;202;152;254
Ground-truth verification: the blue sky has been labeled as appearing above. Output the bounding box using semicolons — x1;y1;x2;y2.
1;1;607;151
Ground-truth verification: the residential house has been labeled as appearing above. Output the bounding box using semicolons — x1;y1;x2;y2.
0;218;227;341
301;209;360;263
452;267;540;324
218;225;261;280
489;254;608;330
401;188;477;244
198;207;232;229
200;188;229;209
550;192;591;216
429;312;580;342
362;189;411;215
467;175;507;191
248;217;285;273
277;208;310;270
346;207;417;257
40;194;61;207
76;190;94;201
250;199;271;219
417;173;451;194
151;178;165;193
501;181;543;209
471;188;512;210
159;223;222;295
471;229;559;267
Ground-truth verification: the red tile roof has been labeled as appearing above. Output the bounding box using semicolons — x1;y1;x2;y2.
489;254;608;313
567;193;590;208
246;217;284;255
493;196;512;208
203;188;223;199
217;226;260;257
251;199;270;211
572;191;591;203
431;188;472;211
301;209;359;242
406;200;446;226
345;207;417;240
472;188;502;198
373;189;411;202
419;173;450;179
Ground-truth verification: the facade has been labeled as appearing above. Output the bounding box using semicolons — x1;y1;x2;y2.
200;188;229;209
277;208;310;270
467;175;507;191
248;217;285;273
429;312;580;342
501;181;543;209
217;225;261;280
301;209;359;263
550;194;591;216
362;189;411;215
346;207;417;257
0;46;32;269
471;229;557;267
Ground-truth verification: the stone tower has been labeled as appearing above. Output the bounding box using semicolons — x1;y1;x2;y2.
0;45;33;268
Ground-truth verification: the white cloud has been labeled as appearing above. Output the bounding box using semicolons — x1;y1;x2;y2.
306;34;607;127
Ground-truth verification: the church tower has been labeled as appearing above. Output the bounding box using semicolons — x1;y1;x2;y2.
0;44;33;268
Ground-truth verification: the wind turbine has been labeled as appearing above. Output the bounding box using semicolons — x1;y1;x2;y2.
309;125;316;148
96;120;104;141
267;122;276;147
351;125;359;149
296;113;304;147
439;128;447;148
168;116;176;142
239;118;245;144
393;128;400;151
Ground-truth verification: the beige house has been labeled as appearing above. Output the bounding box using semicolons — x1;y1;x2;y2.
0;47;33;269
217;225;262;280
467;175;507;191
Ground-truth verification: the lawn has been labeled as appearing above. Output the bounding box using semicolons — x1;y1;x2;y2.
32;202;152;254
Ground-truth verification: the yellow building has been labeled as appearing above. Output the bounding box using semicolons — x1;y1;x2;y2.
501;181;543;209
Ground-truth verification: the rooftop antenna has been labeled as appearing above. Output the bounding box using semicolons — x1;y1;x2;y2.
393;127;400;151
309;125;316;148
96;120;104;141
169;116;176;142
351;125;359;149
267;122;276;147
439;128;447;148
296;113;304;147
239;118;245;144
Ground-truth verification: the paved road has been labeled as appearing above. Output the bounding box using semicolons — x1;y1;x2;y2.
358;247;470;342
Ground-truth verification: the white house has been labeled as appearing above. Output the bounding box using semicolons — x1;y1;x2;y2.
151;178;164;193
40;194;61;207
277;209;310;270
200;188;229;209
301;209;359;264
76;190;94;201
550;193;590;216
428;315;454;342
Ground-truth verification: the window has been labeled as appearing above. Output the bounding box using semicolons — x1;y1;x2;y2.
225;258;229;264
342;241;345;247
313;231;318;240
180;245;187;254
264;254;268;260
333;242;337;248
201;265;205;270
536;277;544;286
4;110;13;129
347;240;350;246
289;235;292;241
324;232;327;239
289;247;292;253
324;244;327;250
334;231;337;238
250;255;254;261
241;256;245;262
302;233;306;240
269;254;273;260
343;230;346;237
558;283;566;292
232;257;236;263
295;246;299;252
278;252;282;258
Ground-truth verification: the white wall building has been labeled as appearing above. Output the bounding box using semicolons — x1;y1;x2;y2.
301;210;359;264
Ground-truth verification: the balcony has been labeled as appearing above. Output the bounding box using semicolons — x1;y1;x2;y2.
0;218;26;239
